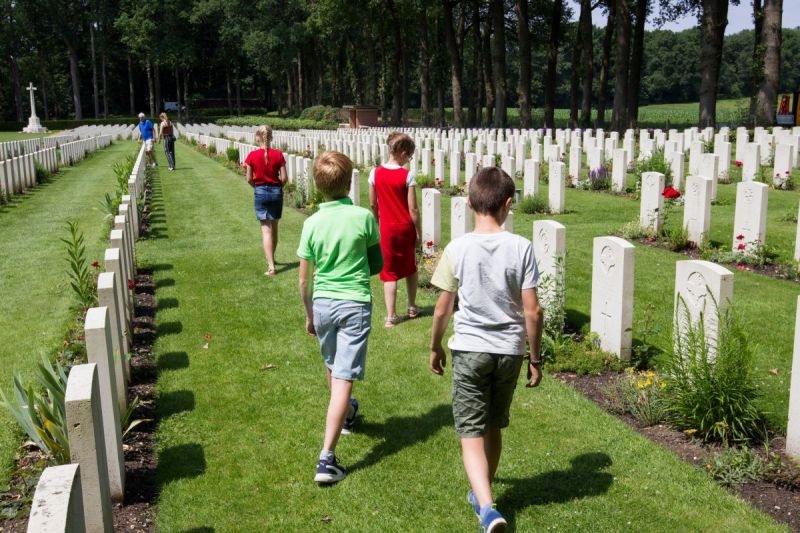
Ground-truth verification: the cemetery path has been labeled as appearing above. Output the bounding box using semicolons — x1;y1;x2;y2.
139;143;785;532
0;140;139;487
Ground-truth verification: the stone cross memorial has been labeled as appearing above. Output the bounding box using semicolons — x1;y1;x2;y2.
22;82;47;133
591;236;635;359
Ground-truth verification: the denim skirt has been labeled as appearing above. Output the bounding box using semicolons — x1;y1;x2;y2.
254;185;283;221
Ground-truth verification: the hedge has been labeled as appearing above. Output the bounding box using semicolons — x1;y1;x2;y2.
214;115;339;131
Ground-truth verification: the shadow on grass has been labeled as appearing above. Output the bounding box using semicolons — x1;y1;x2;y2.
179;528;215;533
348;403;452;475
149;263;174;272
275;261;300;274
497;452;613;531
157;443;206;488
158;389;195;419
157;351;189;371
156;278;176;288
565;308;590;333
157;320;183;335
157;297;179;310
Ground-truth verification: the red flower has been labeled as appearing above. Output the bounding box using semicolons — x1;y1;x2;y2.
204;333;212;341
735;234;745;240
737;243;746;250
735;160;742;167
425;240;434;247
127;279;135;291
736;263;746;270
662;187;681;199
91;260;100;268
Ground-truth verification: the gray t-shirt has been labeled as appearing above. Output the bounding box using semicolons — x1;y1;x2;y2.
431;231;540;355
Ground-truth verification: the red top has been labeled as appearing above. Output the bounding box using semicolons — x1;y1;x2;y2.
245;148;286;186
372;165;415;226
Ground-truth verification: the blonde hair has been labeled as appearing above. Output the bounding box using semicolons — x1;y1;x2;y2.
159;112;168;122
255;125;273;148
314;151;353;199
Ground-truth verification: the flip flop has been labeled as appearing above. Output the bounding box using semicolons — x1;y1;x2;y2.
407;306;420;319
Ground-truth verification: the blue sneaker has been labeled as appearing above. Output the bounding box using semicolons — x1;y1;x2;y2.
478;504;507;533
314;455;346;484
467;490;480;518
341;398;359;435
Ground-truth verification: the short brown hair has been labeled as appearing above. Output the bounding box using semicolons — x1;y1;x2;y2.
389;133;415;159
314;151;353;199
468;167;515;215
386;131;403;147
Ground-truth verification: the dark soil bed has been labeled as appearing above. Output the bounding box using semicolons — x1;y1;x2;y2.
554;371;800;532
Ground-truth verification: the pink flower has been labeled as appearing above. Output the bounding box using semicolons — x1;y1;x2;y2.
736;234;745;240
735;160;742;167
737;243;746;250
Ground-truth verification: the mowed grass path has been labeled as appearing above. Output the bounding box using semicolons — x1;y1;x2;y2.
0;140;137;487
141;144;782;531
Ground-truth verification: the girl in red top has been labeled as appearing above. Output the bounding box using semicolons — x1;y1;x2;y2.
368;133;421;327
245;125;288;277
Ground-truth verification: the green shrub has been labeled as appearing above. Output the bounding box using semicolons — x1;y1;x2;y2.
62;221;96;308
667;300;764;444
208;144;217;155
416;175;435;189
618;220;650;240
707;447;773;487
604;369;668;426
518;194;550;214
299;105;340;122
215;115;338;131
633;149;673;187
546;333;625;375
0;356;70;464
226;147;240;163
666;224;690;251
97;193;121;222
34;161;52;183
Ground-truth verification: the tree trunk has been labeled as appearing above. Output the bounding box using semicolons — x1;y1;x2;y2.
626;0;647;128
387;0;403;125
183;70;190;119
286;70;293;113
90;23;99;118
366;31;377;104
515;0;532;127
544;0;563;129
749;0;764;124
437;78;446;127
41;77;49;120
101;50;108;117
146;60;155;117
65;38;83;119
235;66;242;116
698;0;729;128
754;0;782;125
443;0;465;127
568;27;581;128
470;0;483;127
175;67;182;122
10;55;23;121
297;54;304;110
490;0;507;127
596;1;616;127
611;0;630;132
128;54;135;116
226;67;233;115
483;13;495;126
419;11;433;126
154;63;162;114
579;0;594;127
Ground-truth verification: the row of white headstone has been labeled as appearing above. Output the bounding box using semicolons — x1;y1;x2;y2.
0;147;58;200
26;146;146;533
58;135;113;167
0;138;41;161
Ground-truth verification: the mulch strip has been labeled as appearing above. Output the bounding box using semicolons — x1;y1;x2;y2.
554;371;800;532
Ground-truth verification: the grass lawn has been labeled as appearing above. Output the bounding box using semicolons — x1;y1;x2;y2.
141;143;784;531
0;132;47;143
0;140;138;489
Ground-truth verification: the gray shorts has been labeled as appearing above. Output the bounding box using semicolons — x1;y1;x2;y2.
313;298;372;381
452;350;524;437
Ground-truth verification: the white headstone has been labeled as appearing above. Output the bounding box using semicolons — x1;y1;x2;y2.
434;149;444;183
742;143;760;181
591;236;635;359
611;149;627;192
523;159;539;197
451;197;473;240
698;153;719;200
674;260;734;356
349;169;360;206
27;464;85;533
714;140;731;183
774;144;792;187
450;151;461;187
683;175;713;244
640;172;665;233
787;296;800;459
533;220;567;322
670;151;684;190
465;152;477;184
548;162;566;214
732;181;768;253
422;188;441;250
502;211;514;233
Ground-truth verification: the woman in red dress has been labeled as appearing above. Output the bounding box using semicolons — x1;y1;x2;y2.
369;133;421;327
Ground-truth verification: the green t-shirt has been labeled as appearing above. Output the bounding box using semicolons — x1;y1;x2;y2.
297;197;380;303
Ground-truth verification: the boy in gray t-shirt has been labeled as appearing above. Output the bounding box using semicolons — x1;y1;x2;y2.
429;167;544;532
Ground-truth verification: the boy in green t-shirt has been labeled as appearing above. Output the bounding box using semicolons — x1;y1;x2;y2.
297;151;383;484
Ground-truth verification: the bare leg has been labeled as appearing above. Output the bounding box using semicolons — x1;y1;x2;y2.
383;280;398;319
260;221;275;272
272;220;279;259
461;436;493;508
485;428;503;480
406;271;419;311
322;377;354;452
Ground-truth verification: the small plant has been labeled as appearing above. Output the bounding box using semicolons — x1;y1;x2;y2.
0;356;70;464
618;220;650;241
633;149;673;187
605;369;668;426
666;224;690;252
588;166;611;190
416;245;441;291
112;155;135;195
441;184;465;197
62;221;96;308
34;161;52;183
416;175;435;189
518;194;550;215
97;192;121;222
547;333;625;375
707;446;772;487
629;302;663;369
121;396;152;439
208;144;217;155
667;299;764;444
226;147;240;163
779;208;798;223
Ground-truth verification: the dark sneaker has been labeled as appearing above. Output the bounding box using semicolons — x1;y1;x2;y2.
479;504;507;533
314;455;346;484
467;490;480;518
341;398;359;435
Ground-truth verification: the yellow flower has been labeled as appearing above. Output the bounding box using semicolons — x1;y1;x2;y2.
636;380;645;390
659;382;666;390
645;379;652;387
647;370;655;377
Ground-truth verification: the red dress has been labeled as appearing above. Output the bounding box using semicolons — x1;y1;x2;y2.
372;165;417;282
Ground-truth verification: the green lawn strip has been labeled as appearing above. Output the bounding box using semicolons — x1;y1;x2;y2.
0;140;138;488
0;132;46;143
143;144;781;531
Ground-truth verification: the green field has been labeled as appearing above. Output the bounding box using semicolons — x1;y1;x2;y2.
139;142;786;531
0;132;47;142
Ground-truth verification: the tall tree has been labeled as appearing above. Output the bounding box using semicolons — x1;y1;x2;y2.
443;0;466;127
596;0;616;127
482;10;495;125
753;0;782;125
626;0;648;127
611;0;631;131
579;0;594;127
698;0;729;127
544;0;564;128
490;0;507;127
748;0;764;123
470;0;484;126
515;0;532;127
419;9;433;126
